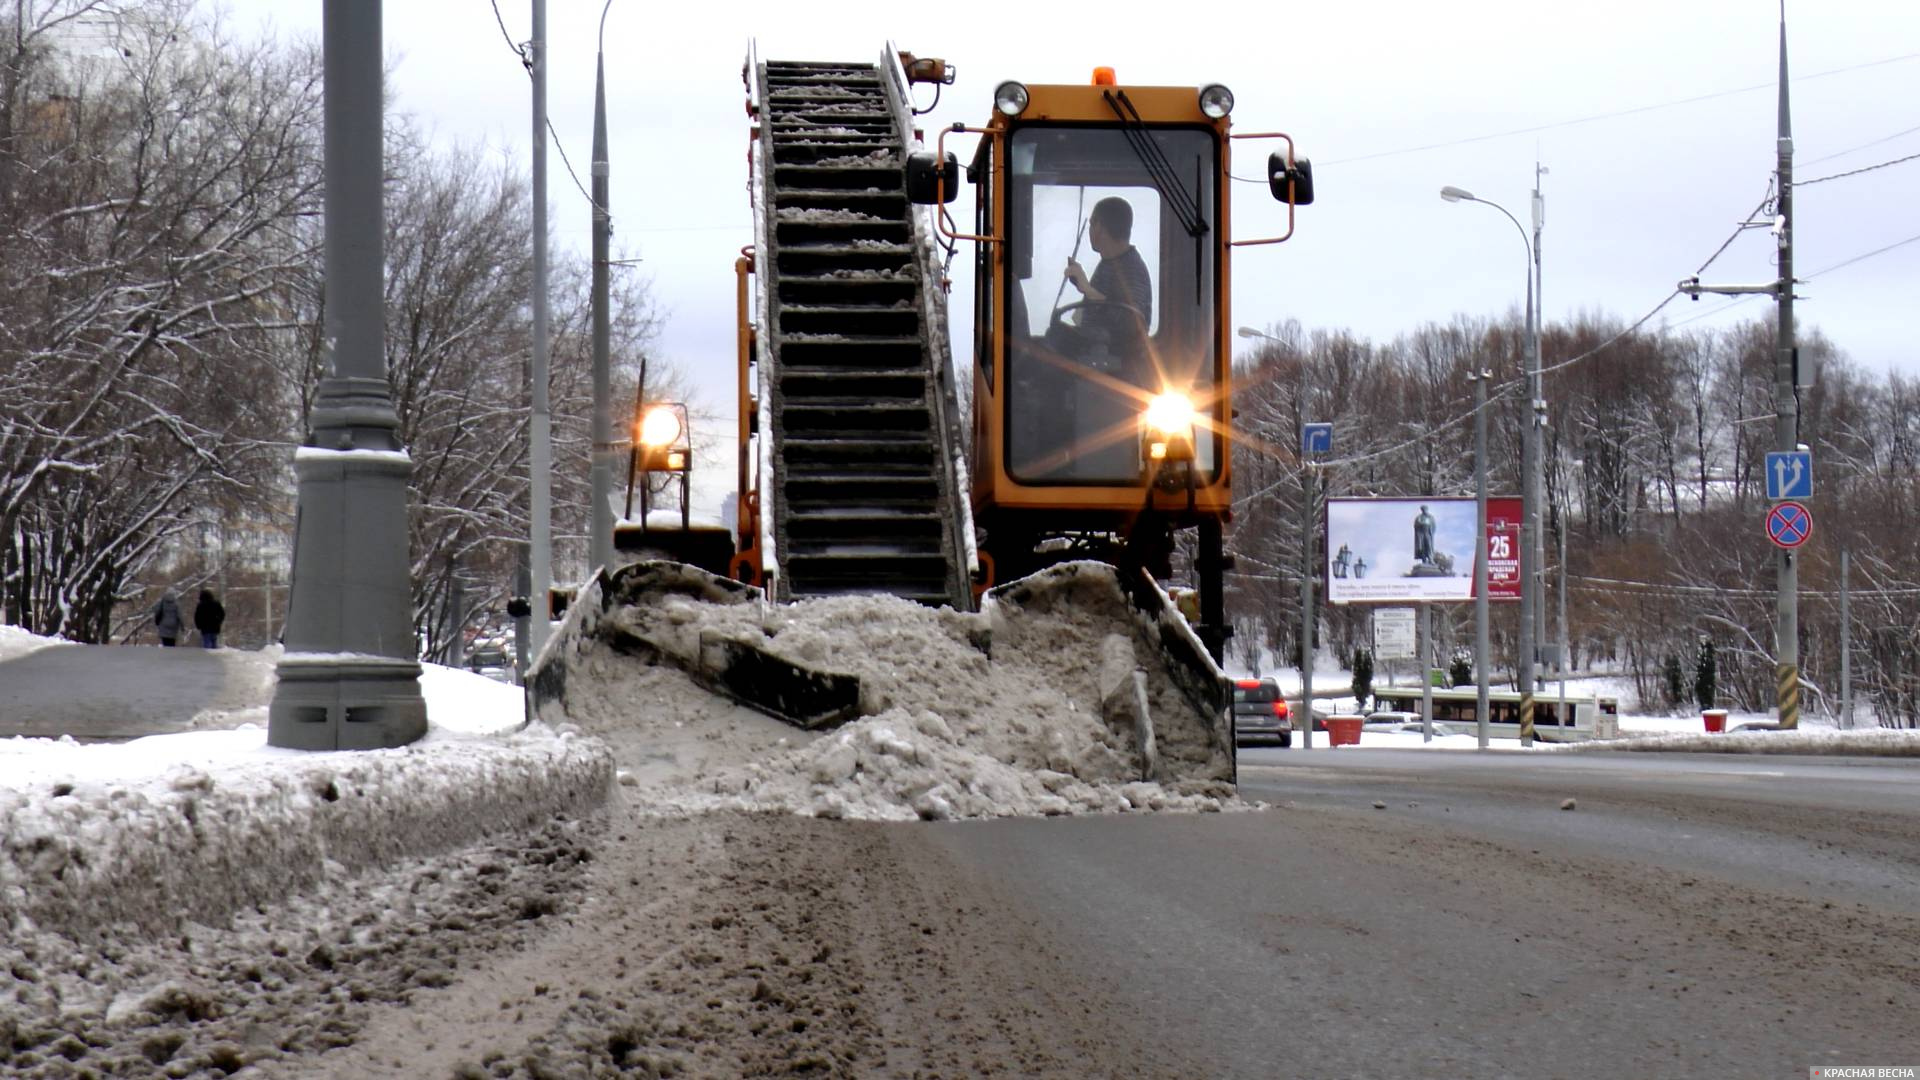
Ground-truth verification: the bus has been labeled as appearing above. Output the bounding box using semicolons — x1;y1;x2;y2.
1369;686;1619;743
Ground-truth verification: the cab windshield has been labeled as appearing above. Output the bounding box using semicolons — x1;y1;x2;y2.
1003;124;1221;485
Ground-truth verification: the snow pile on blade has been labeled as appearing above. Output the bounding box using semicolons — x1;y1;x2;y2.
534;561;1238;821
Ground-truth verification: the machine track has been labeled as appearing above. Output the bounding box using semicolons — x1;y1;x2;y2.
752;58;969;608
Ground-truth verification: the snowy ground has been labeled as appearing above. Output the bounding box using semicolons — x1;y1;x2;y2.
0;568;1249;1078
3;599;1915;1076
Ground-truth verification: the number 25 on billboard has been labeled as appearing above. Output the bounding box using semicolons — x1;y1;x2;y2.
1489;535;1511;559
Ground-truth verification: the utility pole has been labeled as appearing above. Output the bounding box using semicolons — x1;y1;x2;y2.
588;6;616;576
529;0;554;655
1299;461;1316;750
1677;7;1799;729
1472;368;1492;749
1840;548;1851;727
1531;162;1550;684
1518;224;1540;746
268;0;427;751
1557;482;1571;727
1771;11;1799;729
1419;603;1433;743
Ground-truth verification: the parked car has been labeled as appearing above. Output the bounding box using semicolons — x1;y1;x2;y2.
1363;710;1422;732
1234;678;1292;747
467;644;513;684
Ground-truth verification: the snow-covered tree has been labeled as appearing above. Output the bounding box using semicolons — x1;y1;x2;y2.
0;2;320;641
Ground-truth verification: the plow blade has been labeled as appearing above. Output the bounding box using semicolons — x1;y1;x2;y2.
530;561;862;731
531;560;1233;786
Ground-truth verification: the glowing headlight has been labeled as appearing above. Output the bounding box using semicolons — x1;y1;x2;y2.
994;80;1029;117
639;407;681;447
1197;84;1234;119
1144;392;1196;436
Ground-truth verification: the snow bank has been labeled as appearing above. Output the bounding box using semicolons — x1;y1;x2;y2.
0;722;610;938
0;624;68;663
0;644;614;938
1567;727;1920;755
547;562;1238;821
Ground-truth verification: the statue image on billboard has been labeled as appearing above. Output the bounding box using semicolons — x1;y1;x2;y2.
1408;504;1454;578
1324;496;1513;605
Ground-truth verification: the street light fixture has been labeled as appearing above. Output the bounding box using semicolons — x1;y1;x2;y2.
1440;183;1543;745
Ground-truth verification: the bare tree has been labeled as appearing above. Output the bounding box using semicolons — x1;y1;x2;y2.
0;1;320;641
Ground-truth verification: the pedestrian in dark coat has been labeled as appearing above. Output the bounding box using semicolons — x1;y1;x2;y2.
154;594;183;647
193;590;226;649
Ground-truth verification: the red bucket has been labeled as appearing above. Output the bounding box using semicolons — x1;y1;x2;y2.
1327;716;1364;747
1703;709;1728;733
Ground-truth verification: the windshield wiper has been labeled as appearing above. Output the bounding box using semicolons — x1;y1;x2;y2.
1103;90;1207;240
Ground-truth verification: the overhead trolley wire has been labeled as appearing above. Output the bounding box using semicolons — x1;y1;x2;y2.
1795;150;1920;187
1314;50;1920;169
1802;121;1920;167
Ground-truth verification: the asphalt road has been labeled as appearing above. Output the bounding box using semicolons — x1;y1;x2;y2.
0;643;269;740
906;748;1920;1077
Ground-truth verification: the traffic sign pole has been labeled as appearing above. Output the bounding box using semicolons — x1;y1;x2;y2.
1773;15;1800;731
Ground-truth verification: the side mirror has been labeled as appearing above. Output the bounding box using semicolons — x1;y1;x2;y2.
1268;152;1314;206
905;150;960;205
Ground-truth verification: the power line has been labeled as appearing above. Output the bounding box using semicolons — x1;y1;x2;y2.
1802;121;1920;167
1663;228;1920;333
1321;51;1920;168
546;116;605;216
1538;291;1681;378
1694;187;1774;277
1807;232;1920;277
1796;150;1920;187
1571;574;1920;600
1246;217;1727;477
487;0;529;68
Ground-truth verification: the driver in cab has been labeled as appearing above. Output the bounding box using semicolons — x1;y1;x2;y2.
1060;196;1152;382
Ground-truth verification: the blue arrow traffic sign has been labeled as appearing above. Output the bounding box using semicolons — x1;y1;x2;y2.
1302;423;1332;456
1765;450;1812;500
1766;501;1812;549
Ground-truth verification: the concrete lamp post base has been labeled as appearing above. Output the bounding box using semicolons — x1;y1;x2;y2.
269;656;428;750
268;446;427;751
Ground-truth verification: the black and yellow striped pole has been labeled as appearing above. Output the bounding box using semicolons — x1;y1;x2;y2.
1777;662;1800;730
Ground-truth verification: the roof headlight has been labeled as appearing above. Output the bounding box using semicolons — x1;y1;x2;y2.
1197;84;1234;119
994;80;1030;117
639;406;681;448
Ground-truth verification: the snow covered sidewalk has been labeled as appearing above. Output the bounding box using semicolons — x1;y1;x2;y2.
0;656;611;938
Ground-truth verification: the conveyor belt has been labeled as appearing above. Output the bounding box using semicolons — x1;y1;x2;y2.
751;58;969;607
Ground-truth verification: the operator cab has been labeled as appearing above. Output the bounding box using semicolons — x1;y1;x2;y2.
907;68;1311;657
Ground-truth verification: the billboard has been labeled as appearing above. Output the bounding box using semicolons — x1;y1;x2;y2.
1325;497;1521;604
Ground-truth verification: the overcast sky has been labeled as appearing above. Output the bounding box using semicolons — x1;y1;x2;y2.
227;1;1919;513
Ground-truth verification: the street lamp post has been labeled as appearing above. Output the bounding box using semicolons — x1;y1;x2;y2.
1441;184;1542;745
587;1;617;577
268;0;427;750
1470;367;1491;748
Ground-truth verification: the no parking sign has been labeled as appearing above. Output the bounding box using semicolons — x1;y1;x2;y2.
1766;501;1811;549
